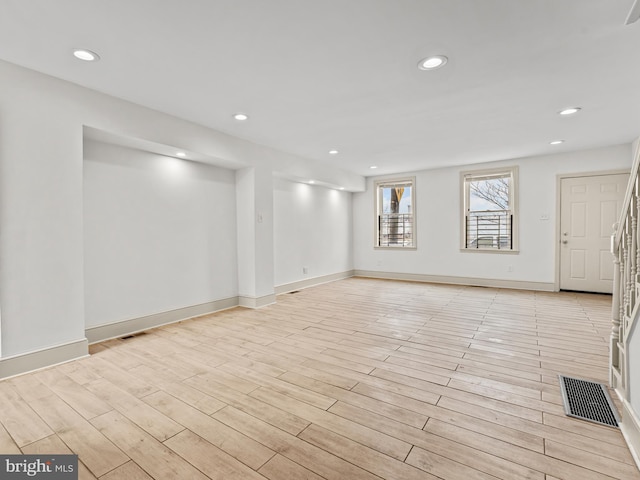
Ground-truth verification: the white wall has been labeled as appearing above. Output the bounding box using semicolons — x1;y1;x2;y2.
235;167;276;303
0;66;86;358
236;168;257;298
274;177;353;287
353;144;633;286
83;140;238;328
629;326;640;414
0;59;363;368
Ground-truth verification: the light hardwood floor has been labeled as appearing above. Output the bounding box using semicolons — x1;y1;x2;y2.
1;277;638;480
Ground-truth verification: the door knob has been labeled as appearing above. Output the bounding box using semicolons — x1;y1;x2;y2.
562;240;568;244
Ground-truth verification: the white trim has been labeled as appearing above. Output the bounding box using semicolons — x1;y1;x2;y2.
374;176;416;249
460;165;519;252
626;0;640;25
275;270;354;295
459;247;520;255
238;294;277;309
354;270;555;292
0;338;88;380
85;297;239;344
621;399;640;471
555;169;631;291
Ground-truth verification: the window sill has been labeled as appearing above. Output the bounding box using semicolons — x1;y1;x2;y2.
375;246;417;251
460;248;519;254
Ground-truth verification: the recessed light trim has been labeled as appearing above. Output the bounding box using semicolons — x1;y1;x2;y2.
559;107;581;116
550;140;564;145
370;166;378;169
418;55;448;71
233;113;249;121
309;180;315;184
73;49;100;62
176;152;187;157
339;187;345;190
329;149;339;155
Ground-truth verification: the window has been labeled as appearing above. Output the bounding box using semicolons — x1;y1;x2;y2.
375;177;415;248
462;167;518;251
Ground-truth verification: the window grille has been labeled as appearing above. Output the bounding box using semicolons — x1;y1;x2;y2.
375;178;415;248
462;167;518;251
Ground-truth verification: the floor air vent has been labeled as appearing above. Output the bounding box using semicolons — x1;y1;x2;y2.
120;332;147;340
558;375;620;427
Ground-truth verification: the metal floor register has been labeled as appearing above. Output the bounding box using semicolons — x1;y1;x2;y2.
558;375;620;428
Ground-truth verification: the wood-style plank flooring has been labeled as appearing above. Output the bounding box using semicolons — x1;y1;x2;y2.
1;277;638;479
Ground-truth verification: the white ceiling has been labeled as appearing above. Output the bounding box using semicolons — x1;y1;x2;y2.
0;0;639;176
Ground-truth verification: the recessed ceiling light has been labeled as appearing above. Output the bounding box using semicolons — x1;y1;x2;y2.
73;49;100;62
309;180;315;184
417;55;448;71
370;166;378;169
329;149;339;155
339;187;345;190
233;113;249;121
550;140;564;145
559;107;581;116
176;152;186;157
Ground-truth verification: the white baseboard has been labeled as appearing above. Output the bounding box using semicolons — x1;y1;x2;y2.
3;272;557;380
85;297;239;344
0;338;89;380
621;399;640;471
238;294;277;309
353;270;555;292
274;270;355;295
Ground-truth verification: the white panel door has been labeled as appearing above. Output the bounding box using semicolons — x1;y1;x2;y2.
560;173;628;293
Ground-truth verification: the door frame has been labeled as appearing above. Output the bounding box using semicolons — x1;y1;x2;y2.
554;169;631;292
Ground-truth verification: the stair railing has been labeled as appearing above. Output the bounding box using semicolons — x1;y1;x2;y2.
611;141;640;399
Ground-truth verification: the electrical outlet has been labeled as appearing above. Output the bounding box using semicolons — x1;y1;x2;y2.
303;266;308;274
507;265;513;272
